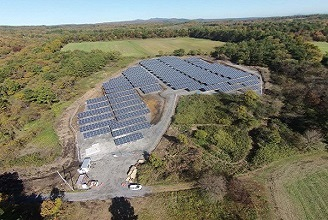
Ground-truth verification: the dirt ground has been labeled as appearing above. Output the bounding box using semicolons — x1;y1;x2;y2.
142;93;165;125
239;152;328;220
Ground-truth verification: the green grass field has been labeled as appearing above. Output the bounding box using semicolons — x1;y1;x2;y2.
62;37;224;57
248;152;328;220
311;41;328;54
285;169;328;220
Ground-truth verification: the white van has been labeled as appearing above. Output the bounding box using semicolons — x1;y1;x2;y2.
77;157;91;174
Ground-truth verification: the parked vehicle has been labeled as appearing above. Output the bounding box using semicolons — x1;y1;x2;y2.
77;157;91;174
128;183;142;190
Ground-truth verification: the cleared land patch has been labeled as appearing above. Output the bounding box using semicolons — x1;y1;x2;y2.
62;37;224;57
311;41;328;54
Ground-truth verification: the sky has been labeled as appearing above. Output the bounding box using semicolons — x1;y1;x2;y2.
0;0;327;26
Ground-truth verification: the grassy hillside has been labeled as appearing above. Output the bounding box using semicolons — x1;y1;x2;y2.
62;37;224;57
285;166;328;219
311;41;328;54
247;152;328;220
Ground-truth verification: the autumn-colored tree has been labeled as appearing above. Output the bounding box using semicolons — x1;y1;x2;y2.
40;198;62;219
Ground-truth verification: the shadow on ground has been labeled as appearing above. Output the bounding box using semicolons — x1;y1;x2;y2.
0;172;42;220
109;197;138;220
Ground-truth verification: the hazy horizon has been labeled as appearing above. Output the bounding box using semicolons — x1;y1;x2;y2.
0;0;327;26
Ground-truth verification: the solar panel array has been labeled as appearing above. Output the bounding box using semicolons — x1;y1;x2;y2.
123;66;158;87
159;56;227;85
78;72;152;144
139;56;261;93
77;56;261;145
185;57;261;93
123;66;163;94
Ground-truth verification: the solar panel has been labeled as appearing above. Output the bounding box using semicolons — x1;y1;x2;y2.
106;89;137;99
78;112;114;125
103;76;132;89
79;119;114;132
78;106;112;119
111;98;143;110
111;122;151;137
140;83;162;94
113;103;147;116
108;94;140;105
110;116;148;131
86;100;110;110
123;66;159;88
83;127;111;139
113;132;144;145
86;96;108;105
116;108;150;121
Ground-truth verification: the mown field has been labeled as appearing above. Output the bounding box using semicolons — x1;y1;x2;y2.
62;37;224;57
247;152;328;220
285;168;328;220
311;41;328;54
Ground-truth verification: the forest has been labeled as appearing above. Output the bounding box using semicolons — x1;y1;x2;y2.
0;14;327;219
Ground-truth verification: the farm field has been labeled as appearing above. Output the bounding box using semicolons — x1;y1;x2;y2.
311;41;328;53
62;37;224;57
244;152;328;220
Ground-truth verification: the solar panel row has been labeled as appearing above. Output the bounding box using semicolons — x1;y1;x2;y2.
86;96;108;105
112;122;151;138
242;80;260;87
83;127;111;139
140;83;162;94
110;116;148;131
186;57;249;79
109;93;140;105
78;106;112;119
113;132;144;145
111;98;143;110
113;103;147;116
116;108;150;121
87;100;110;110
228;75;259;84
103;84;134;94
106;89;137;99
103;76;132;89
79;119;114;133
78;112;114;125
